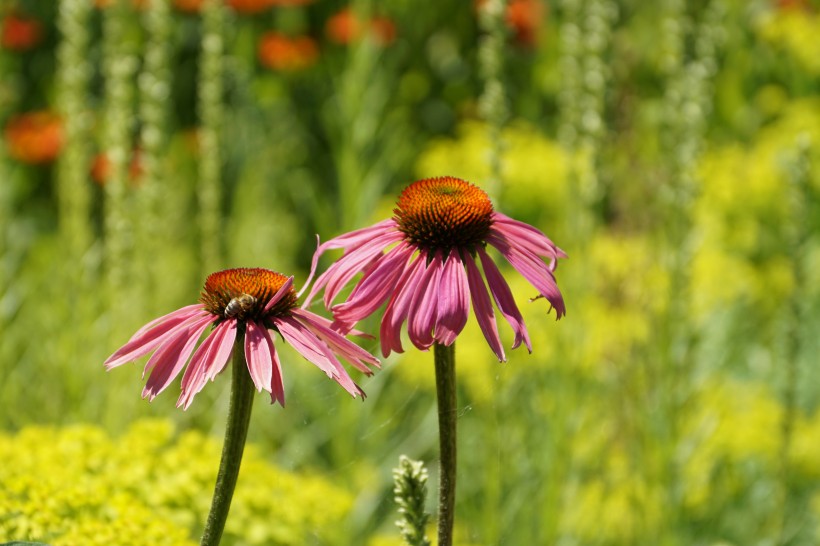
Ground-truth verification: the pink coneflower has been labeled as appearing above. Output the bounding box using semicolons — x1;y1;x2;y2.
105;267;379;408
304;176;566;362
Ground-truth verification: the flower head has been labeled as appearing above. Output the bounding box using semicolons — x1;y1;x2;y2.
304;176;566;362
105;268;379;408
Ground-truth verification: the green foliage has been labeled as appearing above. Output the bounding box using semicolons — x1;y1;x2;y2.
0;420;353;546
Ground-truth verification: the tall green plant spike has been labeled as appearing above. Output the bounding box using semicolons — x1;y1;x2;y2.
477;0;509;201
198;0;226;273
557;0;617;242
55;0;94;262
393;455;431;546
777;134;814;542
102;0;138;309
655;2;726;533
136;0;172;317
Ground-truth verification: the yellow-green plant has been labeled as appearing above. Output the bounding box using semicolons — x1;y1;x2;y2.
0;420;354;546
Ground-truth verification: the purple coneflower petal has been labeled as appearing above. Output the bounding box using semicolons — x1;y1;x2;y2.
203;319;238;382
104;305;209;370
477;246;532;352
178;322;222;409
491;212;567;260
128;303;206;341
177;318;237;409
274;315;364;398
380;254;426;357
245;319;273;393
244;320;286;407
434;252;470;346
408;250;443;351
302;222;402;304
142;314;213;400
291;308;380;374
263;275;294;314
267;333;285;407
465;255;505;362
487;232;566;318
332;242;414;331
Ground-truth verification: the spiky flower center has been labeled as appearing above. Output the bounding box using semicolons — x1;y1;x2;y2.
200;268;297;321
393;177;494;250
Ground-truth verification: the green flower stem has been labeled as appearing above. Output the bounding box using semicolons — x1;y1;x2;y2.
433;342;457;546
200;337;255;546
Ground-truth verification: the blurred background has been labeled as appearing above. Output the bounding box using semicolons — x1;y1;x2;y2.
1;0;820;544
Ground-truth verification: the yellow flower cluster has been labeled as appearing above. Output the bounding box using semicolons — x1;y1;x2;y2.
692;98;820;321
756;8;820;75
0;419;353;546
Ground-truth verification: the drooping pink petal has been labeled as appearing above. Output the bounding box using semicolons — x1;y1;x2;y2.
487;232;566;319
332;242;414;331
490;212;567;260
178;323;223;409
434;251;471;346
291;308;380;374
176;318;238;409
244;319;285;407
465;255;505;361
319;245;385;309
262;275;294;314
408;250;443;351
129;303;207;341
301;221;403;303
477;246;532;352
380;254;426;357
245;319;273;393
141;314;214;401
273;315;365;398
301;311;374;338
104;305;210;370
267;330;285;407
203;319;238;382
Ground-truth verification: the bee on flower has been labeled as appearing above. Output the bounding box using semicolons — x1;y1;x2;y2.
105;268;379;408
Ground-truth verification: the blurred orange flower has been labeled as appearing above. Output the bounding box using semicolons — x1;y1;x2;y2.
4;111;63;165
325;7;396;46
91;150;144;186
258;32;319;71
475;0;545;48
1;13;43;51
506;0;545;47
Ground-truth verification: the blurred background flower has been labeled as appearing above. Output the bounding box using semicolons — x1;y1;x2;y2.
3;111;63;164
257;32;318;71
1;11;43;51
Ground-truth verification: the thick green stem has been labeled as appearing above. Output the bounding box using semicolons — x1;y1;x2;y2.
200;337;255;546
434;342;457;546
